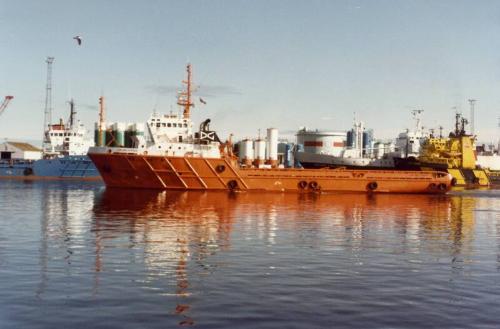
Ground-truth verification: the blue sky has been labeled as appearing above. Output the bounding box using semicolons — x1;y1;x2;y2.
1;0;500;143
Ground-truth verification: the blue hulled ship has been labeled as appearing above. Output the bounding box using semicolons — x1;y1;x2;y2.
0;100;100;180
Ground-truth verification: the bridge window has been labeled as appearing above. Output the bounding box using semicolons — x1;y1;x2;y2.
167;123;171;127
173;123;177;127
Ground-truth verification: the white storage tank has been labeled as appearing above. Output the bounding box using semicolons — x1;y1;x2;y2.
266;128;278;167
374;142;386;159
253;139;266;166
296;128;346;156
239;139;254;166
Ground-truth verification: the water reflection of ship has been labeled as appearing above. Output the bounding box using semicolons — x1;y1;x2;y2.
89;189;489;325
36;182;99;297
91;189;480;266
93;189;235;326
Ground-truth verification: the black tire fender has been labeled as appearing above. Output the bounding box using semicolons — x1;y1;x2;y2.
367;181;378;191
23;167;33;176
308;181;318;190
216;164;226;173
227;180;238;190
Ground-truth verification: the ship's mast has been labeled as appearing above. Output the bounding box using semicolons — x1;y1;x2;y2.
411;109;424;133
177;64;194;119
98;96;106;147
68;98;76;128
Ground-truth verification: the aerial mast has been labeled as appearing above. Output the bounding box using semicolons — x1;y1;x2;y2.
43;57;55;147
177;63;194;119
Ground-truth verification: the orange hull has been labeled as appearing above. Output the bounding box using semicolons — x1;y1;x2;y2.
88;153;452;194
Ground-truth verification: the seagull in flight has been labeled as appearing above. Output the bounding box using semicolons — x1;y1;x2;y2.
199;97;207;105
73;36;82;46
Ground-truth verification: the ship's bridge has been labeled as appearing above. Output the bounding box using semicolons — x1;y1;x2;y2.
148;112;194;143
44;121;94;156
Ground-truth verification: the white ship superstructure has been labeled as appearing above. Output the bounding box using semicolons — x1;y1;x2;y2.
89;64;222;159
391;110;429;158
43;99;94;156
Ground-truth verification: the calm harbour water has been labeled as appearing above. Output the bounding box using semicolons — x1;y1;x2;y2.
0;180;499;328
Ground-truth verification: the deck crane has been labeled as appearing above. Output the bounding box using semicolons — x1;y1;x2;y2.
0;96;14;116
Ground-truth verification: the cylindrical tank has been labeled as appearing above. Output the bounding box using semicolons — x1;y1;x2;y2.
374;142;386;159
113;122;126;147
253;139;266;166
363;129;374;156
266;128;278;167
296;129;346;156
94;122;106;146
105;123;114;147
278;142;293;168
94;122;99;146
346;130;354;147
130;123;145;148
134;123;145;137
124;123;134;148
239;139;254;166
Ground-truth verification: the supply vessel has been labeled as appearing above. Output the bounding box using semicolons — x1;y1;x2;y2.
0;99;99;180
88;64;452;193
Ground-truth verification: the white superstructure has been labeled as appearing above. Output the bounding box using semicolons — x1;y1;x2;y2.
391;110;428;158
88;64;223;159
43;99;94;156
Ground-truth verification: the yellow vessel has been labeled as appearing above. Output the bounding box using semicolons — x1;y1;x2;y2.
415;113;489;186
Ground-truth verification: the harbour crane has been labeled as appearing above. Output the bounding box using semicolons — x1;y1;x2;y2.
0;95;14;116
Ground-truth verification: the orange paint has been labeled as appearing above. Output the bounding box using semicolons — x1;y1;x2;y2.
88;153;452;194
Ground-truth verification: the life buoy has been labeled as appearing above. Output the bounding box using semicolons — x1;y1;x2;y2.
450;177;457;186
227;180;238;190
367;181;378;191
308;181;318;190
23;167;33;176
438;183;447;191
216;164;226;173
298;181;308;189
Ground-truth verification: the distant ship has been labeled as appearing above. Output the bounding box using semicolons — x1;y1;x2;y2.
295;110;428;170
0;99;100;180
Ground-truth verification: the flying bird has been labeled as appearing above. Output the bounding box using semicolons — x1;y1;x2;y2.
199;97;207;105
73;36;82;46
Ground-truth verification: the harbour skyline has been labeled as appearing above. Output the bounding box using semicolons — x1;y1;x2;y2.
1;0;500;143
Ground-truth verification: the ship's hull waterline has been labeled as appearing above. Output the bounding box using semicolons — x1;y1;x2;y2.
88;153;453;194
0;156;101;180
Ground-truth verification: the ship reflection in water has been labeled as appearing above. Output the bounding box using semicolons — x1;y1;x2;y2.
1;181;500;328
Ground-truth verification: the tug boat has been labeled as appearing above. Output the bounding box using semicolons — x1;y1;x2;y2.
88;64;452;194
